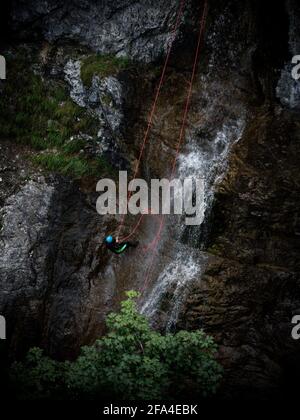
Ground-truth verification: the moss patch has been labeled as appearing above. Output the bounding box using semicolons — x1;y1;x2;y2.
81;54;131;86
207;243;224;256
0;54;98;146
32;153;115;179
32;153;90;178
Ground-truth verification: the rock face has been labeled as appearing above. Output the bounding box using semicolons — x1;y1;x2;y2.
0;153;131;359
0;0;300;401
0;177;55;356
176;0;300;400
11;0;183;62
64;58;127;167
180;109;300;399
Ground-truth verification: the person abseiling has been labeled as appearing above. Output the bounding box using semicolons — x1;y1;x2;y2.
104;235;138;254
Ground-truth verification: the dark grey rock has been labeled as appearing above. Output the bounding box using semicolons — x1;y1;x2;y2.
11;0;182;62
0;175;115;358
1;0;300;401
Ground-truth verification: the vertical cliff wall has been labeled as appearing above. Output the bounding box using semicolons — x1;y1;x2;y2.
0;0;299;400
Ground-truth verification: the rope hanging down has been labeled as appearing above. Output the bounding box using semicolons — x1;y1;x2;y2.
116;0;186;241
141;0;208;294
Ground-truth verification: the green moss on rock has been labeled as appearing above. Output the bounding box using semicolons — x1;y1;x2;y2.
32;152;116;179
0;51;114;180
81;54;131;86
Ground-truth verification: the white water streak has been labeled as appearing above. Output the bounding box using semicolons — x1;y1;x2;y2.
142;118;244;329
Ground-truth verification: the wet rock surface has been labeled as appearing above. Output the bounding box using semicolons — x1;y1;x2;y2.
176;1;300;399
0;0;300;401
0;169;113;358
180;108;300;399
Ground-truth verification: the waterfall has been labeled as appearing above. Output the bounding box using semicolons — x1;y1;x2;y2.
141;117;245;330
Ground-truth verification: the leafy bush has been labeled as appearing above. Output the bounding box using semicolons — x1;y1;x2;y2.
11;291;223;400
10;348;69;400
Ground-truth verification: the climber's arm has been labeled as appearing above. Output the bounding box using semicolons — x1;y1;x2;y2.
113;243;128;254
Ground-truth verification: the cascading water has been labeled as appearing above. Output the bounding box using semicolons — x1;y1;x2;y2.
141;117;245;330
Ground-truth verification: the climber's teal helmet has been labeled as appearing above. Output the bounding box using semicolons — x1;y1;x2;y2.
105;235;114;244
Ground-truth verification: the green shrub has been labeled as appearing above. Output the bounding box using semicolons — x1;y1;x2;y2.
10;348;69;400
10;291;223;400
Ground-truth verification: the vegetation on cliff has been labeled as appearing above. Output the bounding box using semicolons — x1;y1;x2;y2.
0;51;113;178
10;291;223;400
81;54;131;86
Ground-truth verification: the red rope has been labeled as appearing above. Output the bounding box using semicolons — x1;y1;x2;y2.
116;0;186;240
141;0;208;294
